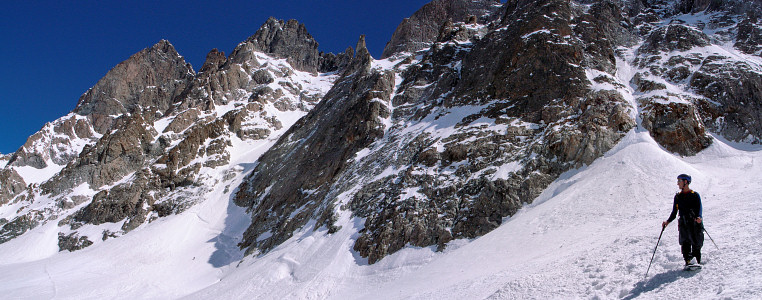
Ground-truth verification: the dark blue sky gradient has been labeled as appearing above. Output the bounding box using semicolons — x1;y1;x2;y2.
0;0;432;154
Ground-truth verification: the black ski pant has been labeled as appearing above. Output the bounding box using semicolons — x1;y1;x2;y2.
678;217;704;263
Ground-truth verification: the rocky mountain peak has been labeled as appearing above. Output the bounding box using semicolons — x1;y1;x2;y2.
0;16;340;249
381;0;503;58
243;17;321;73
355;34;370;59
344;35;373;75
73;39;194;133
199;48;227;74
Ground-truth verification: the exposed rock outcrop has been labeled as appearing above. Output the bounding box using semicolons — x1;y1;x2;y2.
69;169;159;232
640;98;713;155
234;35;395;254
381;0;503;58
348;0;635;263
0;168;25;205
319;47;354;73
691;57;762;143
199;48;227;74
735;15;762;55
631;7;762;150
0;211;43;243
243;17;321;73
74;40;195;133
41;113;157;195
7;114;96;169
58;232;94;252
639;24;711;54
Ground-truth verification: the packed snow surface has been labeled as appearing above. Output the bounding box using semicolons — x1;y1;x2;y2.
0;126;760;299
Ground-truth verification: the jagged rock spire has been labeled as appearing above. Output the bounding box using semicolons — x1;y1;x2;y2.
199;48;227;74
345;35;372;76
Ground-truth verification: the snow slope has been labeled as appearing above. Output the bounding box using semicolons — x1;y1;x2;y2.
1;125;759;299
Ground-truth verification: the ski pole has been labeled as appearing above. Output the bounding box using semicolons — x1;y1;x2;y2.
645;225;666;279
703;226;720;250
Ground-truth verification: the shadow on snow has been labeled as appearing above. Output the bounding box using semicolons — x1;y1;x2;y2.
622;269;701;300
207;162;257;268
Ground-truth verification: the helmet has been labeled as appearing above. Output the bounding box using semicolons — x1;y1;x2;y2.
677;174;691;184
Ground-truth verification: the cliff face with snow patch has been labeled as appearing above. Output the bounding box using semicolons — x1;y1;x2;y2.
1;0;761;265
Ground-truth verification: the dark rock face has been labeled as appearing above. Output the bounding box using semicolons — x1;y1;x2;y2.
41;113;157;195
640;99;713;155
586;0;639;47
381;0;503;58
456;0;592;109
691;58;762;143
735;16;762;55
0;168;26;205
153;111;244;189
348;0;635;263
70;169;160;232
58;232;94;252
243;17;321;73
676;0;719;13
639;24;711;54
74;40;194;133
234;36;395;254
319;47;354;73
199;48;227;74
0;211;43;243
630;5;762;150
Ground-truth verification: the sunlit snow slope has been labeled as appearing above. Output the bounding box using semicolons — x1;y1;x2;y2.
2;125;759;299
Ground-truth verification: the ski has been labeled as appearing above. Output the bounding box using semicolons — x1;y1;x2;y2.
683;264;702;271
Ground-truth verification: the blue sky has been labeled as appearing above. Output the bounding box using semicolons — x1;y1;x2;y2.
0;0;432;154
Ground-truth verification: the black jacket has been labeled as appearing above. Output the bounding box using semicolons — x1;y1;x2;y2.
667;190;702;223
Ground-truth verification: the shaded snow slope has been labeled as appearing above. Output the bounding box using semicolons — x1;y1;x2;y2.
3;127;755;299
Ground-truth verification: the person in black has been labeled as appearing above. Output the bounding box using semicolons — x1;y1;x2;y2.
662;174;704;265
